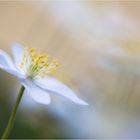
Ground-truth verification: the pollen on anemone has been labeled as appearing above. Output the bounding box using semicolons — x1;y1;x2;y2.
19;47;59;79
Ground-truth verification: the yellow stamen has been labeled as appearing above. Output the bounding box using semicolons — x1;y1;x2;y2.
19;47;59;78
30;48;36;53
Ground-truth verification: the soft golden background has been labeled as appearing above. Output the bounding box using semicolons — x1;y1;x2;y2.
0;1;140;138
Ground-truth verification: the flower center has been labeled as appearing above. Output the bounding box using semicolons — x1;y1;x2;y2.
19;47;59;79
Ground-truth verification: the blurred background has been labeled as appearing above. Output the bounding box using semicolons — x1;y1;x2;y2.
0;1;140;139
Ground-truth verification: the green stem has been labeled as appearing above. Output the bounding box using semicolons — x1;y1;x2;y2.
1;86;25;140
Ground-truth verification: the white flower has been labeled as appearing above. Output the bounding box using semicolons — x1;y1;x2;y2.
0;43;88;105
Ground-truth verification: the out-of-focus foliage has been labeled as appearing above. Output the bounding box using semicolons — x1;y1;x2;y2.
0;1;140;138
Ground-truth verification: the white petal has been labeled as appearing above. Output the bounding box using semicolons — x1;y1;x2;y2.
0;49;15;69
11;43;26;75
11;43;24;67
0;49;24;78
0;66;25;78
20;79;51;105
34;77;88;105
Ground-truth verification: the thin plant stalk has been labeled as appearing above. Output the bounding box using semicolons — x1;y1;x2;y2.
1;86;25;139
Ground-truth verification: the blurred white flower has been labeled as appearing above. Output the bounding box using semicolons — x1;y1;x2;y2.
0;43;88;105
